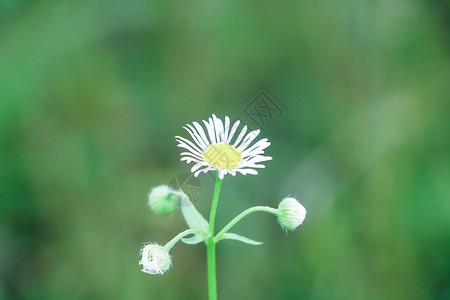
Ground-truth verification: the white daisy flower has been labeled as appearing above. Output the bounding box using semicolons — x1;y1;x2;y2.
175;114;272;180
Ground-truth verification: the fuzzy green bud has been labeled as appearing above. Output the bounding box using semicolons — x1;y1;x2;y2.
148;185;188;215
277;197;307;231
139;243;172;275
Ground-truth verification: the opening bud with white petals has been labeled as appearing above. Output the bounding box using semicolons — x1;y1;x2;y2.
277;197;307;231
139;243;172;275
148;185;188;215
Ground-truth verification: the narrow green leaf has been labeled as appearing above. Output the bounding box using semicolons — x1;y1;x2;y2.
221;233;263;245
181;233;207;245
180;198;209;231
180;198;209;244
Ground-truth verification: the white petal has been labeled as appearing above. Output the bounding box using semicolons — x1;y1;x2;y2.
249;164;266;169
192;121;210;145
194;166;213;177
242;148;266;157
241;139;270;157
203;119;216;144
227;120;240;144
181;157;202;164
242;155;272;164
237;161;269;170
175;138;203;156
191;162;208;172
175;136;203;154
223;116;230;142
183;125;207;149
237;129;260;152
186;124;208;148
233;125;247;147
212;114;225;143
176;143;203;157
180;151;204;160
235;168;259;175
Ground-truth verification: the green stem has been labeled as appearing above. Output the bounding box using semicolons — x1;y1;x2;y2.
214;206;278;243
207;172;223;300
163;229;206;251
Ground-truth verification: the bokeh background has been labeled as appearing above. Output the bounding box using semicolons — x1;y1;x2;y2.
1;1;449;299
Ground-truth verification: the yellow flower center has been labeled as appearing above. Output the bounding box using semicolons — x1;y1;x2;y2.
203;143;242;169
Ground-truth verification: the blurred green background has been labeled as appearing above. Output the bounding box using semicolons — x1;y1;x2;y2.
1;0;449;299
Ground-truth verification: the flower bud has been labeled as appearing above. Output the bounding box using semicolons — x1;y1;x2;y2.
277;197;306;231
148;185;188;215
139;243;172;275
